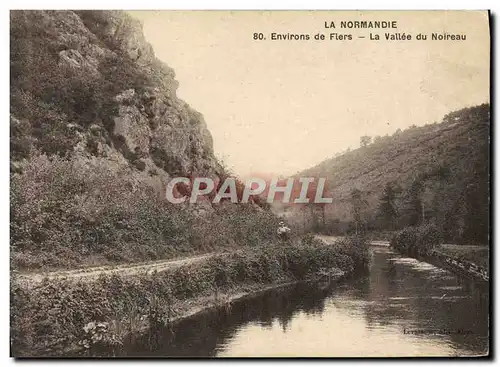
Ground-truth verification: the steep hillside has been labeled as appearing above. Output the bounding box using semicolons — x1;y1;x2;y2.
10;10;279;270
10;10;220;178
288;104;490;244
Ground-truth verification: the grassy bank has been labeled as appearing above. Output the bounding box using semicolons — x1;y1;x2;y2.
11;236;369;357
439;244;489;271
390;225;489;280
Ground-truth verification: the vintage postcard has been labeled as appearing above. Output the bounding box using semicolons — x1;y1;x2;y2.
10;10;490;358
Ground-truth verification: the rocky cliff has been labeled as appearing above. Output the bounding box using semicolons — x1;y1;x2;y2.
10;10;280;270
10;10;222;179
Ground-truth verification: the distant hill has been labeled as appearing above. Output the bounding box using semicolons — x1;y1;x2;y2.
286;104;490;244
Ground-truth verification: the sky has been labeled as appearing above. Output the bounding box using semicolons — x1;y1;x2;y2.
129;11;490;177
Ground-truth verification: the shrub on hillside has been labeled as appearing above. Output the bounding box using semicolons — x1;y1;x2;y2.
11;154;195;269
10;154;283;270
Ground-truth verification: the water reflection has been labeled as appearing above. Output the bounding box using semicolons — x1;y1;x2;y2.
127;247;489;357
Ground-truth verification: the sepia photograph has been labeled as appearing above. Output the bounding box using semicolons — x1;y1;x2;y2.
9;9;490;358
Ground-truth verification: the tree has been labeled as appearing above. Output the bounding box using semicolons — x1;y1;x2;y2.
304;180;328;233
404;180;424;226
350;188;369;235
462;147;489;244
376;182;399;230
360;135;372;148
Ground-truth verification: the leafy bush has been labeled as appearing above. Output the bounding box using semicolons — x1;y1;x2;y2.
79;322;123;356
301;232;322;246
390;224;443;256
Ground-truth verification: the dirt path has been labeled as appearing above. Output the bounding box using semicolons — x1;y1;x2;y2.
15;253;217;289
15;236;390;289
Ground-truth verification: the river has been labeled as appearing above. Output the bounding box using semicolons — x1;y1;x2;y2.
127;246;489;357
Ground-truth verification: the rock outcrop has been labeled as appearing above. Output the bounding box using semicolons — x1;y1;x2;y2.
10;10;222;180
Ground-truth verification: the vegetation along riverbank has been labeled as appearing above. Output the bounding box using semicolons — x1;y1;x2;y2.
11;235;369;357
390;225;489;282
